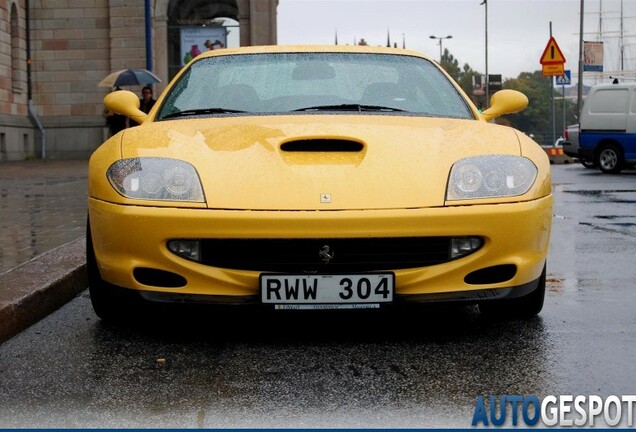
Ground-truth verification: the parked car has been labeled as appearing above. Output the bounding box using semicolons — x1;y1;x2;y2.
88;45;552;321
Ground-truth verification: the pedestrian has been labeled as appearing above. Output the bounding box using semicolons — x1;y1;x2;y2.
129;86;156;127
103;87;127;136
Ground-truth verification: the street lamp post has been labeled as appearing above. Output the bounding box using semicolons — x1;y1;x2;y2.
481;0;489;108
429;35;452;62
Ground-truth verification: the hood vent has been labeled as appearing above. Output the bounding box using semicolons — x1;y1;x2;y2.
281;139;364;152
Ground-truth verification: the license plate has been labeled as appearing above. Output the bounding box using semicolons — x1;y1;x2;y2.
260;273;394;310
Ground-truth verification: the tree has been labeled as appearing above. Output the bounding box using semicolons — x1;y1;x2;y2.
439;51;486;110
440;49;461;82
436;48;578;142
504;71;577;144
504;71;552;135
457;64;487;111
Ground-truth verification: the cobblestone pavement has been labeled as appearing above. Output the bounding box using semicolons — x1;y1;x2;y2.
0;160;88;275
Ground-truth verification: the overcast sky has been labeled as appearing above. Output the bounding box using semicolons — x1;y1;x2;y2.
277;0;636;82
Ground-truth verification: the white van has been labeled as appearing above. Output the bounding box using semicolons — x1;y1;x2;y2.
577;82;636;173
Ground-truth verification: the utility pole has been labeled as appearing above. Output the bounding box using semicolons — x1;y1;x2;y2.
562;80;566;137
577;0;585;119
550;22;556;145
620;0;625;71
481;0;489;108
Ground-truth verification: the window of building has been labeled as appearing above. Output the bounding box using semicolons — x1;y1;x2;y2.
167;0;240;80
10;3;22;93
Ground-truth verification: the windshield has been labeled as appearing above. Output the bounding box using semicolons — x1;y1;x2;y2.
157;52;474;120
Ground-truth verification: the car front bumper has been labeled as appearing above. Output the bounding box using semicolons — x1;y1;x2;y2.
88;195;552;302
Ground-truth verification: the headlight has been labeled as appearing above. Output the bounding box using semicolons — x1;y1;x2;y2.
446;155;537;201
107;158;205;202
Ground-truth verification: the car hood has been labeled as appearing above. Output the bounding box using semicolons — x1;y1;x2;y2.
120;115;522;210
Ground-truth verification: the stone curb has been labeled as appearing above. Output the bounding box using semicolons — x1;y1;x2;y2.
0;237;87;345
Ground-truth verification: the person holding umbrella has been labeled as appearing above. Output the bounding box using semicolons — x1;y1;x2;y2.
98;69;161;131
103;87;127;136
129;86;156;127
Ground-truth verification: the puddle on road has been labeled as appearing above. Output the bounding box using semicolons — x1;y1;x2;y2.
0;178;87;274
563;189;636;204
565;190;636;195
579;221;636;237
594;215;636;219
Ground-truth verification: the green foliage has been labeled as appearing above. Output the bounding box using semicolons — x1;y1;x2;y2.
439;49;487;110
505;71;578;144
440;49;461;82
505;71;552;134
437;51;578;143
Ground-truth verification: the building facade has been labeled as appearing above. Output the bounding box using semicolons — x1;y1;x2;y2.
0;0;278;161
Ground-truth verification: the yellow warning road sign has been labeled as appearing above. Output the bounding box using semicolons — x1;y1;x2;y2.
542;63;565;77
540;37;566;65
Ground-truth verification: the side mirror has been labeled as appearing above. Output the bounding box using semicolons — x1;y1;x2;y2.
481;89;528;122
104;90;147;125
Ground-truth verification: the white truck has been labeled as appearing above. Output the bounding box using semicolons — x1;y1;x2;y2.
563;82;636;173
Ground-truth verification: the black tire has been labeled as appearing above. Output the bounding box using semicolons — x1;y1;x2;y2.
87;219;131;320
479;264;546;320
596;144;624;174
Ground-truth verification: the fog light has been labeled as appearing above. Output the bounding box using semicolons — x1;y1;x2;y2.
450;237;483;259
168;240;202;262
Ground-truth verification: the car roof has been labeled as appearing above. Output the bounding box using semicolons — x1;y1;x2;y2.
590;82;636;90
195;44;434;62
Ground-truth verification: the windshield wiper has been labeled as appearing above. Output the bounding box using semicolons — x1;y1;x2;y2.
293;104;406;113
161;107;247;119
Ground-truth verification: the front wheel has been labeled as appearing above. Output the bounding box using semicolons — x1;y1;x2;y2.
479;264;546;320
596;144;624;174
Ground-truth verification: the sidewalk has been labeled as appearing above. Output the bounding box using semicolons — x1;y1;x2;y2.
0;159;88;343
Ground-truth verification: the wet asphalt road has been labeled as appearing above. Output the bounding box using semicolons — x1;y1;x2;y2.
0;164;635;428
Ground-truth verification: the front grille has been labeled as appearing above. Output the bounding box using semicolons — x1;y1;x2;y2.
197;237;454;272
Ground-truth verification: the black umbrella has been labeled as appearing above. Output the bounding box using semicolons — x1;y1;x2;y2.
98;68;161;88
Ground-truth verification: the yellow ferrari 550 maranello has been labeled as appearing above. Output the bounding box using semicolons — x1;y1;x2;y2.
88;45;552;320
